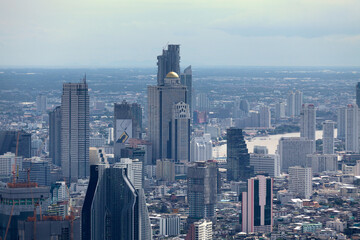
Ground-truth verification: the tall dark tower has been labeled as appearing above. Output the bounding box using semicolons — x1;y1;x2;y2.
49;106;61;166
157;44;180;85
226;128;253;181
356;82;360;107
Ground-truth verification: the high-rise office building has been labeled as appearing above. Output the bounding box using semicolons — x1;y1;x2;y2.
156;158;175;182
19;157;51;186
240;99;250;114
186;219;213;240
61;78;89;183
337;107;346;140
160;214;180;237
196;93;210;112
171;101;190;162
294;90;303;116
190;134;212;162
240;175;273;233
306;154;338;173
226;128;253;181
114;101;142;141
278;137;314;171
345;104;359;153
259;105;271;128
180;65;193;114
250;153;280;178
356;82;360;107
322;120;335;154
300;104;316;146
0;152;22;178
82;162;152;240
288;166;312;199
148;72;187;162
275;102;285;121
286;91;295;117
36;94;47;113
187;161;218;222
157;44;180;86
0;130;31;158
49;106;61;166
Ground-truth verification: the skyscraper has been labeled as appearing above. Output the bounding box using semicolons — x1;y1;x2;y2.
157;44;180;86
322;120;335;154
114;101;143;141
278;137;314;171
190;134;212;162
275;102;285;121
226;128;253;181
187;161;218;222
288;166;313;199
240;175;273;233
337;107;346;140
286;91;295;117
49;106;61;166
180;65;193;114
356;82;360;107
36;94;47;113
300;103;316;145
82;161;152;240
171;101;190;162
294;90;303;116
0;130;31;158
61;78;89;183
259;105;271;128
250;153;280;178
148;72;187;162
345;104;358;153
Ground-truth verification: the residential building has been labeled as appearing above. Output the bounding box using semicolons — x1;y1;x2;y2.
289;166;313;199
322;120;335;154
49;106;61;166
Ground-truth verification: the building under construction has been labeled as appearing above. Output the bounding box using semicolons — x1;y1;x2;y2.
0;182;50;240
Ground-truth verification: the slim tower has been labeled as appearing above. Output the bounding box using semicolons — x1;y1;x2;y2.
157;44;180;86
49;106;62;166
61;77;89;183
300;104;316;147
322;120;334;154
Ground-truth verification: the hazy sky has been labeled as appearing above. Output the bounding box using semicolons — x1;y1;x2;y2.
1;0;359;67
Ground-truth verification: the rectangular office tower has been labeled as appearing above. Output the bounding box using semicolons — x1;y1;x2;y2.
157;44;180;86
49;106;61;166
345;104;358;153
337;107;346;140
148;72;188;162
300;103;316;144
61;78;89;183
180;65;193;114
82;162;152;240
187;161;218;222
0;130;31;158
171;101;190;162
322;120;335;154
241;175;273;233
226;128;253;181
114;100;142;141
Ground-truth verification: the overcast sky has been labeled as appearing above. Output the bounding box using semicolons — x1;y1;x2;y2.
0;0;359;67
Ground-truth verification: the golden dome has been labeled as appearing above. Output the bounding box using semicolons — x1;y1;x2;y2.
166;72;179;78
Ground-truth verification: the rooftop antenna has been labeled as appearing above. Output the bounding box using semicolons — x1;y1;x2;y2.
82;73;86;84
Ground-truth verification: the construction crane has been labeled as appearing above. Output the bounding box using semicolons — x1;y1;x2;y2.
3;132;20;240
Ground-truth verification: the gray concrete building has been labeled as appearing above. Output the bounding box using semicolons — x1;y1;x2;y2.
148;72;187;162
61;78;89;183
49;106;61;166
157;44;180;86
171;101;190;162
300;103;316;144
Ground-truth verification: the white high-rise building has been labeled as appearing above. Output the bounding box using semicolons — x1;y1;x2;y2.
275;102;285;121
337;107;346;140
61;78;89;183
289;166;312;199
322;120;335;154
192;219;213;240
0;152;22;178
259;106;271;128
190;134;212;162
345;104;359;153
300;104;316;149
294;90;303;116
171;101;190;162
278;137;314;172
286;91;295;117
250;153;280;177
160;214;180;237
